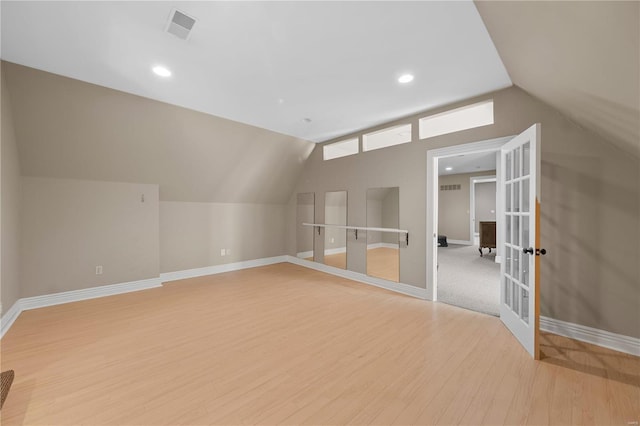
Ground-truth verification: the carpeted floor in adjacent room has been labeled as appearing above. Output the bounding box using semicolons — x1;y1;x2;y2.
437;244;500;316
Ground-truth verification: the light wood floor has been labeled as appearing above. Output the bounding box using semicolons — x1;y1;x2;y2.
1;263;638;425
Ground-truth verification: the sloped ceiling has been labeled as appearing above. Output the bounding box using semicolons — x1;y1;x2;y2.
3;62;314;203
475;1;640;157
0;1;511;143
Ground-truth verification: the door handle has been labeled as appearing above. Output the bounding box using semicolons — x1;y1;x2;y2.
523;247;546;256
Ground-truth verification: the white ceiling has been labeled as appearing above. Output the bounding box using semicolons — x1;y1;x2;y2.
438;151;496;176
0;1;512;143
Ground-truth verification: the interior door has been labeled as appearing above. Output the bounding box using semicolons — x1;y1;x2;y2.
500;123;541;358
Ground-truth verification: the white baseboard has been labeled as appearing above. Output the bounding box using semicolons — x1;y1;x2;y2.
1;277;162;339
160;256;287;283
446;239;473;245
296;251;313;259
540;316;640;357
367;243;399;250
0;301;22;339
324;247;346;256
286;255;428;300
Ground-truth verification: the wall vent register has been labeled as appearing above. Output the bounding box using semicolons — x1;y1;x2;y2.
440;184;461;191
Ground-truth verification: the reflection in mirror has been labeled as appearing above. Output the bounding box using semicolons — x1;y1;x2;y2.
296;193;315;261
324;191;347;269
366;187;399;282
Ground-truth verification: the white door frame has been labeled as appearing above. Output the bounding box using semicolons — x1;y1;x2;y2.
426;136;514;301
469;175;497;258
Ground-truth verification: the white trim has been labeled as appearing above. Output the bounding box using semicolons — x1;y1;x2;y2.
446;239;473;246
427;136;514;302
287;255;428;300
0;300;22;339
160;256;287;283
296;251;313;259
324;246;346;256
19;278;162;311
366;243;399;250
0;277;162;339
540;316;640;357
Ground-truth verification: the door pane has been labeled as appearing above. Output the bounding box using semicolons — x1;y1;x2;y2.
521;289;529;323
505;246;512;277
522;178;530;213
506;183;512;212
512;283;520;315
504;277;511;306
506;216;512;244
512;248;519;280
514;181;520;213
506;151;512;181
522;254;529;287
523;142;530;176
514;147;521;179
513;215;520;247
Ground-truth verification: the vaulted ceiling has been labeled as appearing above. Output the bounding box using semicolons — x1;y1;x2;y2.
0;1;511;143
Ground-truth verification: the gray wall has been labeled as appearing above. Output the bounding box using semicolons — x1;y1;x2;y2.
438;171;495;241
1;69;22;313
475;181;497;233
160;202;286;273
21;177;160;297
3;61;315;204
287;86;639;339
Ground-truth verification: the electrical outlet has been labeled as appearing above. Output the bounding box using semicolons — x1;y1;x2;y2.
220;249;226;256
95;265;103;275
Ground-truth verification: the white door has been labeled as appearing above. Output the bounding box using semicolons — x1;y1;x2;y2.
500;124;542;358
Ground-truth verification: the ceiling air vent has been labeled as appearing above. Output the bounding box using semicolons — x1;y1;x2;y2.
166;9;196;40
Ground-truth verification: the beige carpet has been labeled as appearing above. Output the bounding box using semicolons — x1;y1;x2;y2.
437;244;500;316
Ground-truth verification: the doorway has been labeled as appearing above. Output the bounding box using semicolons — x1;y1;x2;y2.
435;150;501;315
426;136;513;309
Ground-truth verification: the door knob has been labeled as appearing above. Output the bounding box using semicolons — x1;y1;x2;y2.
523;247;534;254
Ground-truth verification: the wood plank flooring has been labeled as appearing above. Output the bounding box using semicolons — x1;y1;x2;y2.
1;263;638;425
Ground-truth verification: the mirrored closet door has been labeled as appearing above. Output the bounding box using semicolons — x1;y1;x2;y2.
324;191;347;269
366;187;399;282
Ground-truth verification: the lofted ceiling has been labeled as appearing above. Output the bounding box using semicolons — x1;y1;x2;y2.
475;1;640;158
0;1;512;143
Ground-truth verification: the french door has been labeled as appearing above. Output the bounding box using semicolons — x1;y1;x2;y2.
500;124;542;359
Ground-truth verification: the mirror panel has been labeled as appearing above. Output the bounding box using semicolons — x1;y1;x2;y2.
324;191;347;269
296;193;315;261
366;187;400;282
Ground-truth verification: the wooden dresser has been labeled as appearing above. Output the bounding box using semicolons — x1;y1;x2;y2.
479;221;496;257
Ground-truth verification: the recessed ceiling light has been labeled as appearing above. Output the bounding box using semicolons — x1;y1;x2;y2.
152;65;172;77
398;74;414;84
445;167;453;171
